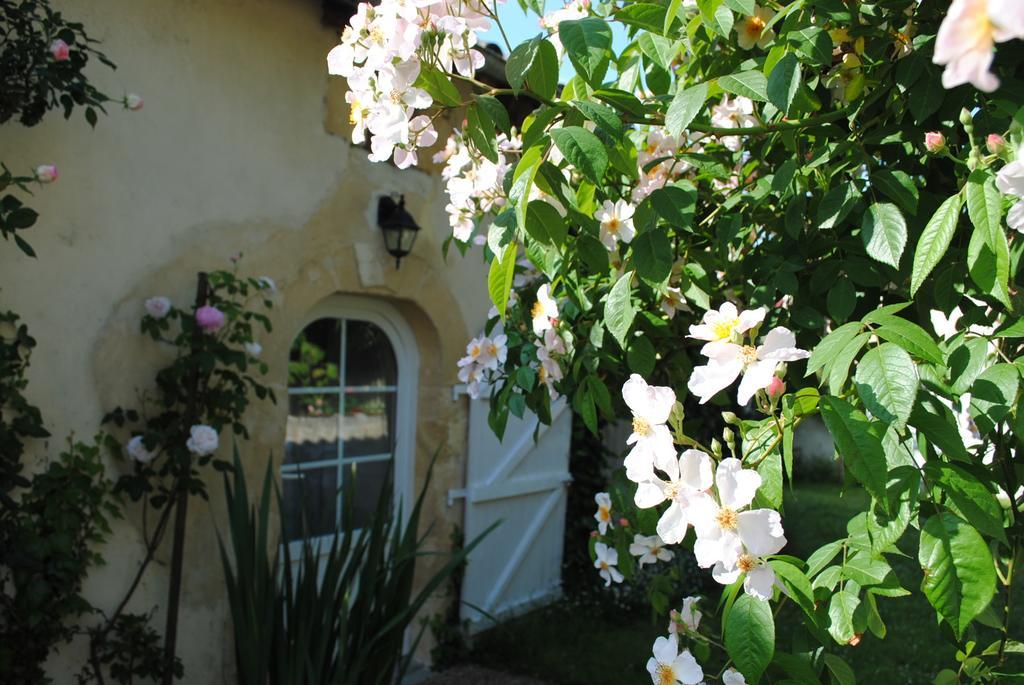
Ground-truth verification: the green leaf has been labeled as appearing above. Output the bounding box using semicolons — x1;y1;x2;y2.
718;69;769;102
919;512;997;638
908;393;970;462
820;396;889;502
725;594;775;683
467;103;499;163
926;462;1006;543
527;39;560;100
571;100;624;138
817;182;857;229
414;64;462;107
870;313;944;365
723;0;755;14
525;200;568;247
966;170;1004;254
664;0;684;35
488;245;518;319
828;590;860;644
593;88;648;117
807;322;862;377
637;33;678;71
970;363;1019;434
872;169;919;216
549;126;608;185
559;18;612;85
649;183;697;227
823;654;856;685
806;540;844;577
632;229;673;284
828;332;870;395
628;336;657;376
505;37;542;91
510;145;545;231
665;82;709;138
476;95;511;135
605;271;636;348
769;560;817;620
862;202;907;268
616;3;681;34
767;52;801;115
826;279;856;322
967;214;1011;307
853;343;918;430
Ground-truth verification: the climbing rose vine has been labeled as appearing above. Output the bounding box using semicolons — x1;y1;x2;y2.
331;0;1024;680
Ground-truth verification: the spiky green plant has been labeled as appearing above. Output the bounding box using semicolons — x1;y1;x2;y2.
218;449;495;684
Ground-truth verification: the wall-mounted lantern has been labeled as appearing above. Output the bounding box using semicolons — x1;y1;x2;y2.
377;195;421;269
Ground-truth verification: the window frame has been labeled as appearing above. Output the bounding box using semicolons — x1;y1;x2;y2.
281;295;419;552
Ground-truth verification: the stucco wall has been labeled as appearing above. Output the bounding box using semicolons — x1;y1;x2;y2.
0;0;490;680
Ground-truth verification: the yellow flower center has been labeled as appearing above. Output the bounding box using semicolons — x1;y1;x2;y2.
606;217;621;234
599;560;609;570
745;15;765;38
390;89;403;104
664;481;682;500
532;300;545;320
711;317;740;340
539;364;548;382
632;416;651;437
349;100;365;126
740;345;759;365
716;507;738;531
598;506;611;521
369;26;386;44
737;553;757;573
486;343;498;357
656;664;676;685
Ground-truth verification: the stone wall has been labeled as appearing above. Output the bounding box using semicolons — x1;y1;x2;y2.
0;0;490;679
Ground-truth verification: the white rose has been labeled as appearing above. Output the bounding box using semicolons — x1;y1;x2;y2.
186;424;219;456
126;435;157;464
244;341;262;358
124;93;144;111
145;296;172;319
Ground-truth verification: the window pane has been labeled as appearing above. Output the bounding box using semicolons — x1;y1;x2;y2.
285;394;340;465
344;320;397;387
289;318;342;388
281;466;338;541
343;460;392;530
341;392;394;458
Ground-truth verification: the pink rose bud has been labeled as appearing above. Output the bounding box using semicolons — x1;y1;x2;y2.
618;517;630;527
49;39;70;61
195;305;226;333
124;93;144;111
767;376;786;399
987;134;1007;154
924;131;946;153
35;165;58;183
589;530;599;538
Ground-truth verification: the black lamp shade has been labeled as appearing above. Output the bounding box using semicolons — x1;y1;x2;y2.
377;195;421;268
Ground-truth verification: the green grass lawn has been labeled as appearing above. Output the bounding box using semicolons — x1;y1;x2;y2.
467;482;1018;684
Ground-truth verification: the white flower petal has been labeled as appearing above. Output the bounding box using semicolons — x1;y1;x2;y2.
737;508;787;557
744;564;777;600
716;458;762;510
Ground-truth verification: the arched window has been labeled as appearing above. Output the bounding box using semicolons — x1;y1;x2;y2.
281;300;417;542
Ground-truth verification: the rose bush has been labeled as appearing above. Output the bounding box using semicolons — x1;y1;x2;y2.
332;0;1024;680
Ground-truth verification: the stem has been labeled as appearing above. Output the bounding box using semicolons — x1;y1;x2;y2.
161;272;210;684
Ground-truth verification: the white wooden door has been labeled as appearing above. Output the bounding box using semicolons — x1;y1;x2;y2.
450;391;573;632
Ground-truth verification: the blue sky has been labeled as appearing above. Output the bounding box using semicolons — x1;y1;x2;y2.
479;3;629;80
